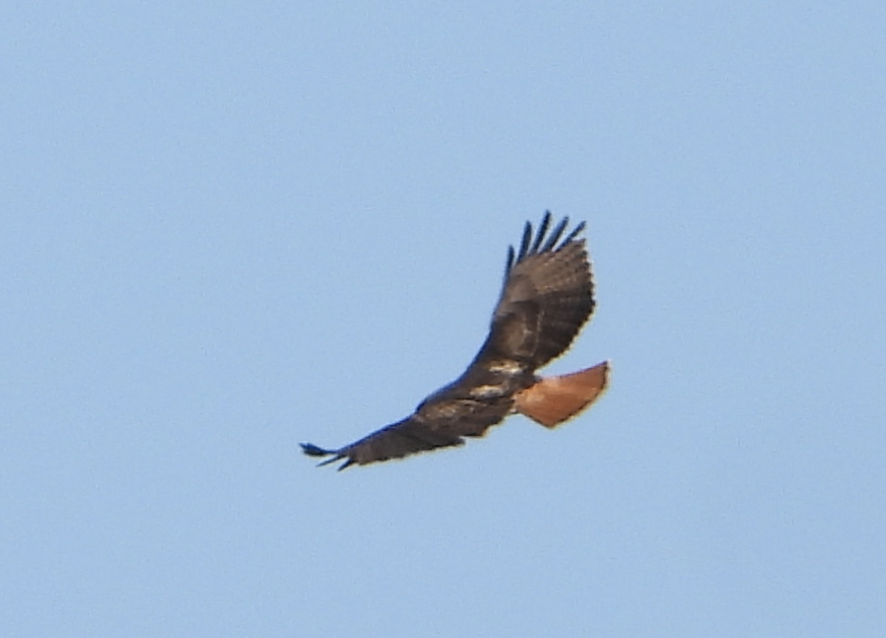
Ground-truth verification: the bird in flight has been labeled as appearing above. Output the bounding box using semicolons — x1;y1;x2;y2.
302;212;609;469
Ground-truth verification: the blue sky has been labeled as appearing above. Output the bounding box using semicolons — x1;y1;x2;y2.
2;2;884;636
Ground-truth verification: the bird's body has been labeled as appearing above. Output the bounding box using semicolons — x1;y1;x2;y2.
302;212;609;469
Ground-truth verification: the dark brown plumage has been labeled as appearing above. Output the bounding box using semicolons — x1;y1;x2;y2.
301;212;609;469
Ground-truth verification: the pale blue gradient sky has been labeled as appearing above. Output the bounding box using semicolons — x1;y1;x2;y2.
2;2;884;636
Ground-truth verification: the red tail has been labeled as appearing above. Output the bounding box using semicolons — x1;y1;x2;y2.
514;362;609;428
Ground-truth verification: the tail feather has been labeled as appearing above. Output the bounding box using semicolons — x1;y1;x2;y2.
514;361;609;428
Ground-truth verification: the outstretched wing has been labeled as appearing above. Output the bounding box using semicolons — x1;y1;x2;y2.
301;394;512;470
301;419;465;471
474;211;595;369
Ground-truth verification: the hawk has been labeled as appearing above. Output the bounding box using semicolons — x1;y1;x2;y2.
302;212;609;469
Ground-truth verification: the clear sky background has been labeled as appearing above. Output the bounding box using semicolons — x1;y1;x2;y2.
2;2;884;636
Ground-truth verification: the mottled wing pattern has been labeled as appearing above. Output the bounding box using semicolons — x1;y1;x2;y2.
300;396;513;470
477;212;595;369
301;418;464;471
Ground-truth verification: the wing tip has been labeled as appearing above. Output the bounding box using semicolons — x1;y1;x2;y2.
300;442;353;470
508;212;586;269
